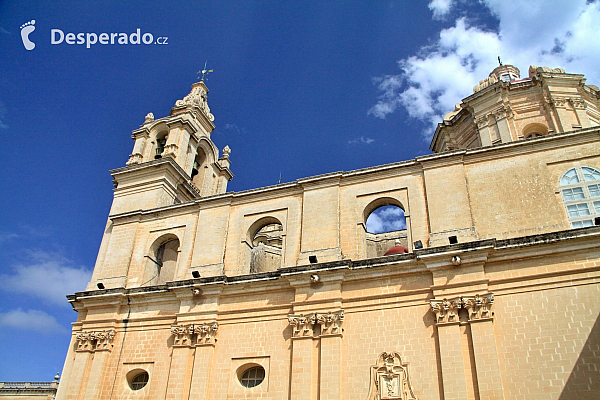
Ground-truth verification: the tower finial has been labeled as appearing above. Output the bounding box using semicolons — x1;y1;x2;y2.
197;61;214;81
498;56;503;66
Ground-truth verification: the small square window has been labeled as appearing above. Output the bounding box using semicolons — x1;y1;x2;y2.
589;184;600;198
567;203;590;218
562;187;585;201
594;201;600;214
572;220;594;228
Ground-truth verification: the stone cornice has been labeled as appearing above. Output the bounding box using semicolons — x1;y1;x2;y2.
104;127;599;219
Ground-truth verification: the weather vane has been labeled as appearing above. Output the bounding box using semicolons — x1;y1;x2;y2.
498;56;503;66
198;61;214;81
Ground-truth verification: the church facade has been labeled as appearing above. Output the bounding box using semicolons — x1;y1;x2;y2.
56;65;600;400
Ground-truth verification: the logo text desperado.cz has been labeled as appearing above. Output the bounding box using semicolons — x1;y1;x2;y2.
51;29;167;48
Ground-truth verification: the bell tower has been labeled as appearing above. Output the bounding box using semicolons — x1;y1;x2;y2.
110;80;233;215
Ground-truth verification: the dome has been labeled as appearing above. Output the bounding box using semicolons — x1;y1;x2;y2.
384;245;409;255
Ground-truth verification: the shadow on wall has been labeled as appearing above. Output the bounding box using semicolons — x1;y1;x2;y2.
559;311;600;399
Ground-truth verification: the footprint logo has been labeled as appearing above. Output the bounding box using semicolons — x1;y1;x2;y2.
20;20;36;50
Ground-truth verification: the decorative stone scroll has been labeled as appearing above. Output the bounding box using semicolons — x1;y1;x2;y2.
171;322;218;347
366;352;418;400
429;298;461;324
162;143;179;159
174;83;214;121
75;329;116;352
462;293;494;321
126;152;144;166
288;310;344;338
430;293;495;324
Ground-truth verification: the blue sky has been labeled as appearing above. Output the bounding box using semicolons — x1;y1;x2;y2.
1;0;599;381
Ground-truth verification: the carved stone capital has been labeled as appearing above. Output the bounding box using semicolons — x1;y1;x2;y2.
194;322;218;346
550;96;568;108
462;293;494;321
288;314;315;338
171;322;218;347
315;310;344;336
366;352;418;400
475;116;489;129
569;97;586;109
430;297;461;324
289;310;344;337
76;329;115;352
171;324;195;347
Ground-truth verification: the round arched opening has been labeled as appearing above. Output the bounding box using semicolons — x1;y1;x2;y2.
248;219;283;273
143;235;180;286
154;131;168;159
366;205;406;234
522;123;548;140
364;203;408;258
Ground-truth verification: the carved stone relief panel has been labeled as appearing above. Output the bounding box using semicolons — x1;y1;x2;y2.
366;352;418;400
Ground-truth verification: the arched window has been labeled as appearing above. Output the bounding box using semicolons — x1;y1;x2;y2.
249;222;283;273
154;131;168;159
143;236;180;285
522;123;548;140
560;166;600;228
365;204;408;258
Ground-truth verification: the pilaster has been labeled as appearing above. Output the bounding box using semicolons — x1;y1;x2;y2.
430;297;470;400
463;293;505;400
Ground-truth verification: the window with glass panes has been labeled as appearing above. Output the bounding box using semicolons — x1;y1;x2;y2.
559;166;600;228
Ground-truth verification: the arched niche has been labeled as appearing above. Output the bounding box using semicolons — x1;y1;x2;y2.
245;217;284;274
363;197;408;258
141;234;180;286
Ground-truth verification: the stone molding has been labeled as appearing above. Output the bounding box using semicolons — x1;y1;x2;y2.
75;329;116;352
288;310;344;338
171;322;218;347
430;292;494;324
366;352;418;400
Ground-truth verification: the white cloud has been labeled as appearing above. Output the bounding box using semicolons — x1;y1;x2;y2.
370;0;600;139
0;309;66;333
366;206;407;233
0;100;8;129
429;0;454;19
0;251;91;306
0;232;19;243
348;136;375;145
